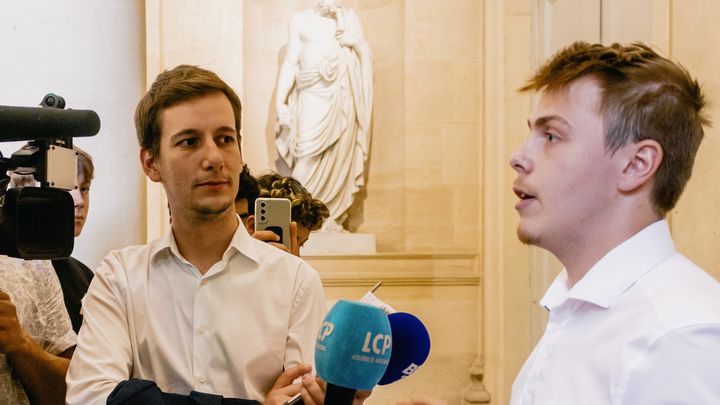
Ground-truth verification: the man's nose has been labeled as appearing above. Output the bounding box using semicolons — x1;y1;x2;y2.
202;140;225;170
509;141;532;174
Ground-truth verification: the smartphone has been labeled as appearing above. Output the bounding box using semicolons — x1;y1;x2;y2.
254;197;291;250
286;393;304;405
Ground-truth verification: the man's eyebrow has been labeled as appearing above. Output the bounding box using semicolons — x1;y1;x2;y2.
215;126;237;134
169;126;237;141
170;129;200;140
527;115;572;129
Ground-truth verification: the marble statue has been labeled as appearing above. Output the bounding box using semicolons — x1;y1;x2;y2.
275;0;372;232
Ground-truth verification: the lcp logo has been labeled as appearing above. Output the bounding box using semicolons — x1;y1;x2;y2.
317;321;334;341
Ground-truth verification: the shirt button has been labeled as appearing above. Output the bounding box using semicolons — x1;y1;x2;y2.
198;376;206;383
199;326;206;334
200;279;208;286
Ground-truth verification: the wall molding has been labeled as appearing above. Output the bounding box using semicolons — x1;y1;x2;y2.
305;253;480;287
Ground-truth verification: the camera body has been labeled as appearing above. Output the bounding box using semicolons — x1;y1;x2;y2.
0;94;100;259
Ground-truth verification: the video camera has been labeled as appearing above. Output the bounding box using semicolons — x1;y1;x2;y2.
0;94;100;259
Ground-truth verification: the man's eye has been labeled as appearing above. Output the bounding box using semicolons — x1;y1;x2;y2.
219;135;236;144
178;138;197;147
545;132;558;143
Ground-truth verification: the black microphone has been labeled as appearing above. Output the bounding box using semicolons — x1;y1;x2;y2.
0;105;101;141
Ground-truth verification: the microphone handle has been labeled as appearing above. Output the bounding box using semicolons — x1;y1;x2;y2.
323;383;356;405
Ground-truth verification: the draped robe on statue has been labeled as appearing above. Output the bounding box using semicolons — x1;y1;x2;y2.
276;9;372;229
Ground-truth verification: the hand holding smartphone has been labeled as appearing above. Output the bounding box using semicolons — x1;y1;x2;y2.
254;197;292;250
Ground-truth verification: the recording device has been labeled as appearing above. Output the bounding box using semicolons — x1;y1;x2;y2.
0;94;100;259
315;300;392;405
360;283;432;385
254;197;291;250
378;312;431;385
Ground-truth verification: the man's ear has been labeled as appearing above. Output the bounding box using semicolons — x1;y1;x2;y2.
246;214;256;234
140;148;161;183
618;139;663;193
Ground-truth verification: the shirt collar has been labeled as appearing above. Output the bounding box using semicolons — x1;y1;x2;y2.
540;219;676;310
149;215;260;267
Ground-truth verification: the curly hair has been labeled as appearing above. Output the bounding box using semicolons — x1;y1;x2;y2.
236;164;260;214
257;173;329;231
521;41;709;214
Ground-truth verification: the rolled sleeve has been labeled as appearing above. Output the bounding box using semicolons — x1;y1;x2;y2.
66;254;133;405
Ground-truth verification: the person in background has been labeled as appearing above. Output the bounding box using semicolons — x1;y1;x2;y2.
51;146;95;333
235;163;260;227
0;258;76;404
8;146;95;334
244;172;329;256
0;167;77;403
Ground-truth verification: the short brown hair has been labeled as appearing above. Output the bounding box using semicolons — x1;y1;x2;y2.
257;173;329;231
134;65;242;157
75;146;94;182
521;41;710;214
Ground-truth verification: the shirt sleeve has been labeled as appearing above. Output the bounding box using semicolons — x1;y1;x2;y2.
284;261;326;369
65;253;133;405
620;325;720;404
33;260;76;355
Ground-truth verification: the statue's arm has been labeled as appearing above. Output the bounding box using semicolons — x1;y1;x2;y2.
276;14;302;124
339;9;371;62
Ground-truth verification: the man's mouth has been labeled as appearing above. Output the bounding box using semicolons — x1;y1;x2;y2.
197;179;229;187
513;187;535;200
513;186;537;211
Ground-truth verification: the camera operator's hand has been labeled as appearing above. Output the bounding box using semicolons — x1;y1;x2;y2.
0;290;29;355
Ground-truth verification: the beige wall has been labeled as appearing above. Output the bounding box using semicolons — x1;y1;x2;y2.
144;0;720;404
670;1;720;282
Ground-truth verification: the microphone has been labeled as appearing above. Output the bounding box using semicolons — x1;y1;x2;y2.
0;105;101;141
315;300;392;405
378;312;431;385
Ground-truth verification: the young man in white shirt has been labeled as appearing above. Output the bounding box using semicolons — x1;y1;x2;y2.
509;42;720;404
66;65;326;404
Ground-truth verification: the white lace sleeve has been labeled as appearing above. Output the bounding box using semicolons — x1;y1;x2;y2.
23;260;77;355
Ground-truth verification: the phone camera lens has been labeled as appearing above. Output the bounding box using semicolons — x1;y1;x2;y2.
260;216;265;221
260;202;266;207
261;209;266;214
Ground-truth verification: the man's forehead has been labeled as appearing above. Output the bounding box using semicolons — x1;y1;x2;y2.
529;78;602;125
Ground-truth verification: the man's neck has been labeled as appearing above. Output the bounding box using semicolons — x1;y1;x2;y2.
556;211;662;288
171;209;239;275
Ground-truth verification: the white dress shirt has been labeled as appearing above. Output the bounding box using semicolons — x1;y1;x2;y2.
66;220;326;404
511;220;720;405
0;258;76;404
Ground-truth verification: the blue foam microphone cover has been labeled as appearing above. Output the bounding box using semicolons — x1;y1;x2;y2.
378;312;431;385
315;300;392;390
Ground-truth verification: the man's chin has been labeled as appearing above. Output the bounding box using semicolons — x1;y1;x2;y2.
193;201;233;217
516;226;540;246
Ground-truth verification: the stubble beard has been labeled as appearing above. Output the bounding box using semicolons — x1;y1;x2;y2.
192;199;234;222
516;225;540;246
